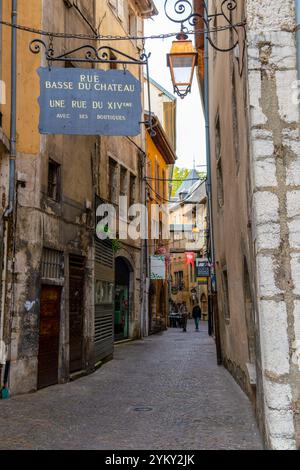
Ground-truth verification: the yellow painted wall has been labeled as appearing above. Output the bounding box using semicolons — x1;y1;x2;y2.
146;132;168;205
1;0;41;155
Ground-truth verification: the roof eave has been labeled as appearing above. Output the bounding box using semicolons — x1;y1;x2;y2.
137;0;158;18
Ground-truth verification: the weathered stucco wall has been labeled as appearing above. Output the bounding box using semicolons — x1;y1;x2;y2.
208;0;257;401
4;0;97;394
247;0;300;450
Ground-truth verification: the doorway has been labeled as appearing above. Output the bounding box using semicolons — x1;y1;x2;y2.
114;257;132;341
38;285;61;389
69;255;85;374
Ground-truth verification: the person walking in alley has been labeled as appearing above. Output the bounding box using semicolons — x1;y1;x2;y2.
192;304;202;331
179;302;188;332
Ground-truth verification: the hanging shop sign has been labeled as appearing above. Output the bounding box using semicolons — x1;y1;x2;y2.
150;256;166;280
185;252;195;265
197;277;208;286
38;67;142;136
196;258;210;278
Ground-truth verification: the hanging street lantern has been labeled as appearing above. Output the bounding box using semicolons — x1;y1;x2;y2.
164;1;247;97
167;32;198;99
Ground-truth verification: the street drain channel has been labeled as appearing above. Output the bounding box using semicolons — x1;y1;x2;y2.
133;406;153;412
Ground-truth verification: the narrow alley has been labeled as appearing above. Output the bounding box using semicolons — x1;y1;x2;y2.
0;323;262;450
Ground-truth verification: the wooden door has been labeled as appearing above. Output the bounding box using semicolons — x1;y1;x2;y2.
69;255;85;374
38;286;61;389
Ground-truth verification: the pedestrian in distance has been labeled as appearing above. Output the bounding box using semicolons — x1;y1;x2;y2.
179;302;188;332
192;304;202;331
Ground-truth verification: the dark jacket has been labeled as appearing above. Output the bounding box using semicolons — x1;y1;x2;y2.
192;305;202;319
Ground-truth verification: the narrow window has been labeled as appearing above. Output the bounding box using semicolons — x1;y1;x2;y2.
129;174;136;207
120;166;128;197
48;159;61;202
215;115;224;208
128;8;137;37
109;158;118;204
222;268;230;320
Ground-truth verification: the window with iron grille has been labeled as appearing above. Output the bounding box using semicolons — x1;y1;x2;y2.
41;248;64;280
48;159;61;202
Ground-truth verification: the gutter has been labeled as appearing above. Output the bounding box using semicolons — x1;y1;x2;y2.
4;0;17;219
138;0;158;18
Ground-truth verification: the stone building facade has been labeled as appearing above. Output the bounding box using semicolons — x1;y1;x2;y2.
195;0;300;449
0;0;157;395
169;173;208;317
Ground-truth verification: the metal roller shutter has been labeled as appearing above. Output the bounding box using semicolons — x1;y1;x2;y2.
94;238;114;363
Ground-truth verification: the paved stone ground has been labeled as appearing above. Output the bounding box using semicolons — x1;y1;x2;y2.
0;321;263;450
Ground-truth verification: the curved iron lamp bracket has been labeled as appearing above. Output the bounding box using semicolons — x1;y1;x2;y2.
29;38;156;136
164;0;246;76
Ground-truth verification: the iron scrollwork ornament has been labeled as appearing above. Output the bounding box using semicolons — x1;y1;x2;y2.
164;0;246;75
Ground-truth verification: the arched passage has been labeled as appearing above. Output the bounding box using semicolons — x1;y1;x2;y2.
114;257;133;341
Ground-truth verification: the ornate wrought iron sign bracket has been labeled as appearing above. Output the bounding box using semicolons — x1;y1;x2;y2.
164;0;246;75
29;38;155;136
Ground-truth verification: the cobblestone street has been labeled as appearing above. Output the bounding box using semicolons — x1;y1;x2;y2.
0;322;263;450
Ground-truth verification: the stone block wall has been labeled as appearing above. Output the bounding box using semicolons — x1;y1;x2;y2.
247;0;300;450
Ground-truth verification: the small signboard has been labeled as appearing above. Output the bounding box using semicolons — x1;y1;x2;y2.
197;277;208;285
150;256;166;280
196;258;210;278
38;67;142;136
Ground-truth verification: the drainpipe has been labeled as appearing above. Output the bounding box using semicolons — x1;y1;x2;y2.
0;0;17;379
4;0;17;219
204;2;222;364
295;0;300;79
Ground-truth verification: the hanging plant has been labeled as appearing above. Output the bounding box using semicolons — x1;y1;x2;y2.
111;239;122;254
96;224;121;254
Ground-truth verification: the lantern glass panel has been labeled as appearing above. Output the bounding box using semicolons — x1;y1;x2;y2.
171;55;195;84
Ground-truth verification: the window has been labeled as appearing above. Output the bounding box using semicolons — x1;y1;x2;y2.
222;268;230;320
175;271;184;290
129;174;136;207
215;115;224;208
47;159;61;202
162;170;167;201
109;0;125;23
128;8;137;37
109;158;118;204
120;166;128;220
41;248;64;279
155;161;159;195
120;166;128;196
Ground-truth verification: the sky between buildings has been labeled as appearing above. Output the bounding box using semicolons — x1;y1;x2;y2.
145;0;207;170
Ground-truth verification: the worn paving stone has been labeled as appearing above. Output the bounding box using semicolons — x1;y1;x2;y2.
0;321;263;450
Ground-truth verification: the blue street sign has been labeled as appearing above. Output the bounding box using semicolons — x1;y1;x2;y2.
38;67;142;136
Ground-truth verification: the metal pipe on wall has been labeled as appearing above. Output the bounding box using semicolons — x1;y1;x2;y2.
204;1;222;363
0;0;17;383
4;0;17;218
